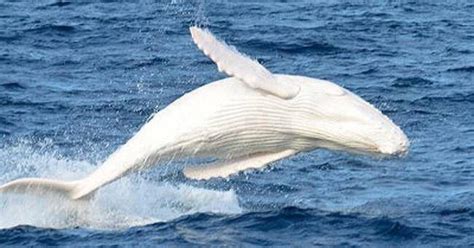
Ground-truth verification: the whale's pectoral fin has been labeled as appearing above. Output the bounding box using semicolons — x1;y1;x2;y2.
0;177;93;200
190;26;300;99
183;149;296;180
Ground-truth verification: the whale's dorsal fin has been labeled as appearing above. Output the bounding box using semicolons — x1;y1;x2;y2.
190;26;300;99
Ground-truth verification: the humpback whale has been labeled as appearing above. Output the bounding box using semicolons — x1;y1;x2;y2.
0;27;409;200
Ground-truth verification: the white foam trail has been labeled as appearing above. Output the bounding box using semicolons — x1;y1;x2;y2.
0;141;242;229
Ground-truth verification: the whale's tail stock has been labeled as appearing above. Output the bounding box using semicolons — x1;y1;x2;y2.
0;157;130;200
0;141;144;200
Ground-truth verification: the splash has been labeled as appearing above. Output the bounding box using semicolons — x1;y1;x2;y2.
0;141;242;229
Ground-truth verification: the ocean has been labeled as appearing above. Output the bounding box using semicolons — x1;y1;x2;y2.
0;1;473;246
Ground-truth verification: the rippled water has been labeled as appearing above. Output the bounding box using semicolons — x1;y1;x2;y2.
1;1;473;246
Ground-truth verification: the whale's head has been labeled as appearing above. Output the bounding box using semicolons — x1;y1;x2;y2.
287;75;409;157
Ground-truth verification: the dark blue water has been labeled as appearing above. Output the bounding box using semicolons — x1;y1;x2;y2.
1;1;473;246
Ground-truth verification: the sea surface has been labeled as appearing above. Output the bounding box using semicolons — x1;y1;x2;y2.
0;0;473;247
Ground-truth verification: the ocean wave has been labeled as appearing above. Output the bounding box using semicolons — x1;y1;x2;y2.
45;1;72;8
1;201;469;246
411;92;474;106
26;24;77;34
143;206;425;245
0;82;26;90
245;38;344;55
391;77;434;88
438;207;472;217
446;65;474;72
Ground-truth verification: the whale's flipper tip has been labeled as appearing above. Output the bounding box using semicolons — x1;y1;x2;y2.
0;178;90;200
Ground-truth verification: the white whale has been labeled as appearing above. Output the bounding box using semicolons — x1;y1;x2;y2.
0;27;409;200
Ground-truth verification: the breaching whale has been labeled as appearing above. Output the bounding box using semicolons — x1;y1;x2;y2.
0;27;409;200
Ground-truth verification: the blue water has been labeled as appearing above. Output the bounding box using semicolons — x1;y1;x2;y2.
1;1;473;246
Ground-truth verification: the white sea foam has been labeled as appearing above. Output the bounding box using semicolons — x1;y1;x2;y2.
0;141;242;229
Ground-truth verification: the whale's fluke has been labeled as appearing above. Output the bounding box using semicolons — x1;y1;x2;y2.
0;177;89;200
190;26;300;99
